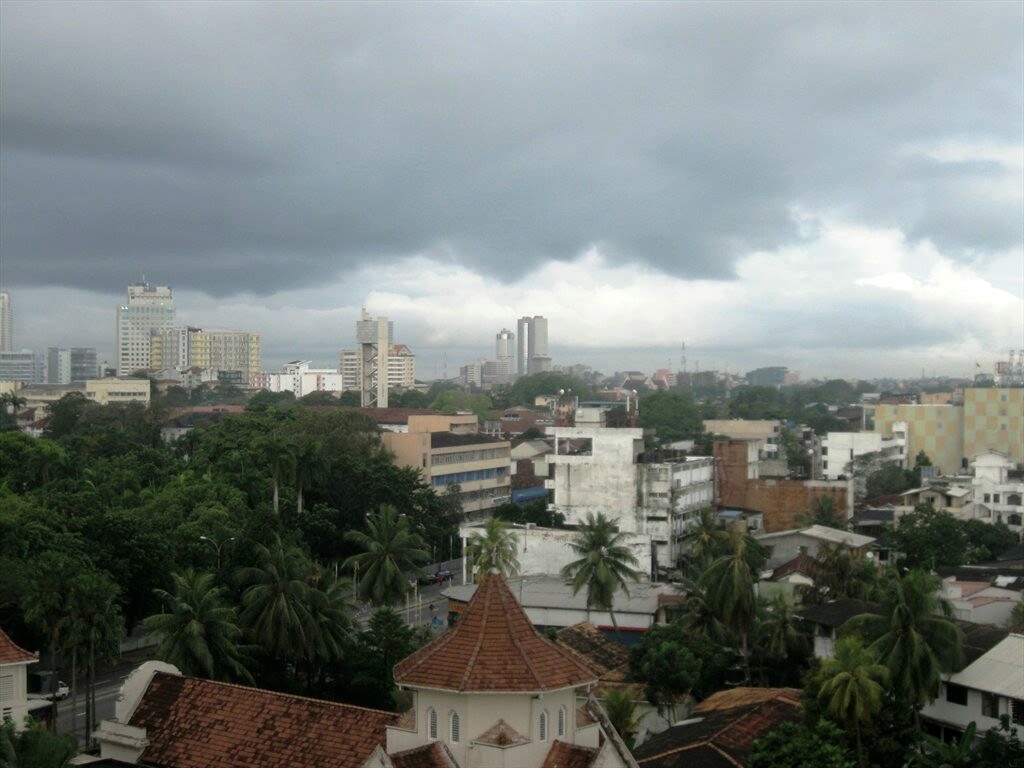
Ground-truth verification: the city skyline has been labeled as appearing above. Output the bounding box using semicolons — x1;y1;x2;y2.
0;3;1021;380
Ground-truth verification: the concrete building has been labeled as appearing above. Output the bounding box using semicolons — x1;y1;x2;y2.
70;347;98;381
963;387;1024;465
117;282;175;375
703;419;784;459
872;403;964;475
151;327;261;382
355;309;392;408
381;414;512;517
252;361;344;399
0;292;11;352
817;429;907;480
84;377;151;406
339;344;415;392
972;451;1024;533
754;525;875;570
46;347;71;384
545;407;715;572
0;350;42;384
922;633;1023;740
496;327;515;370
517;315;551;375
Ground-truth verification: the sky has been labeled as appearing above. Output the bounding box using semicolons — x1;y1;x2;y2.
1;1;1021;380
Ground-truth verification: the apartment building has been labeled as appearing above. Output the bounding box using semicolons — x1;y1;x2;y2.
817;428;907;480
338;344;416;391
251;361;343;398
151;327;261;382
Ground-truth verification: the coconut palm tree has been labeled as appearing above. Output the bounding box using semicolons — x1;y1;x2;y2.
143;569;254;683
237;536;322;661
600;689;639;748
843;569;963;718
686;507;728;566
256;434;296;515
560;513;642;637
817;636;889;767
293;440;328;517
343;504;429;607
697;527;766;682
466;517;520;582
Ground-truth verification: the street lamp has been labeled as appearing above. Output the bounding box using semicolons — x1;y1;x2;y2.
199;535;235;570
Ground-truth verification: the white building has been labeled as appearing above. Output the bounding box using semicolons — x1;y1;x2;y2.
46;347;71;384
0;627;46;730
817;428;907;480
117;283;174;375
922;633;1024;740
252;361;344;399
517;315;551;375
972;451;1024;534
0;291;11;352
755;525;876;570
545;407;714;572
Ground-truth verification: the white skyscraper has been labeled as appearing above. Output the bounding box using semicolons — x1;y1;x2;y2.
516;315;551;375
0;292;11;352
116;282;174;375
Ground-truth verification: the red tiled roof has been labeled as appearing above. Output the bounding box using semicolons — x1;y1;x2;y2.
0;628;36;665
129;672;398;768
769;553;816;581
394;571;597;692
555;622;631;679
541;740;600;768
389;742;457;768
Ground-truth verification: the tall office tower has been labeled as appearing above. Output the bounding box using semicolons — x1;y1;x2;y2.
0;292;11;352
70;348;98;381
496;328;515;368
516;315;551;375
355;309;393;407
116;282;174;375
46;347;72;384
0;351;41;383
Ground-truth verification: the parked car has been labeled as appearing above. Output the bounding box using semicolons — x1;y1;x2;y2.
46;681;69;701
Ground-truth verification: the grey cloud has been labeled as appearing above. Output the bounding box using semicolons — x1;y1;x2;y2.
1;1;1020;296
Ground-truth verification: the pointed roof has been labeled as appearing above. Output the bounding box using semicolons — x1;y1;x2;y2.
0;628;37;665
393;571;597;693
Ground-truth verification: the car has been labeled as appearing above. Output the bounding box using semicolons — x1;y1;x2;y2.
47;681;70;701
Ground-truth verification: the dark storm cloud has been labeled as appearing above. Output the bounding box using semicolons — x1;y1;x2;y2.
1;1;1020;296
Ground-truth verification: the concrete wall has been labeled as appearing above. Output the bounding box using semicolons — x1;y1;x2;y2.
963;387;1024;465
872;404;964;475
923;683;1013;737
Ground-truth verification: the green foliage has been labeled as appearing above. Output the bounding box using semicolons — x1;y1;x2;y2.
636;391;703;446
797;545;881;606
0;717;77;768
343;608;420;711
466;518;520;581
429;390;494;422
629;621;700;718
493;499;566;528
246;390;297;411
779;428;810;478
749;720;856;768
884;503;968;569
962;518;1017;562
865;462;915;499
1011;601;1024;632
561;513;642;636
842;569;963;710
343;505;429;607
600;689;639;748
727;386;788;419
143;569;253;683
388;389;431;408
817;637;888;763
496;372;591;409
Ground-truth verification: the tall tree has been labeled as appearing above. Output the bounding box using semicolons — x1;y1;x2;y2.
698;527;766;683
560;513;642;637
843;570;963;721
466;517;520;581
293;440;327;517
343;505;428;607
256;434;296;516
600;689;639;749
817;636;889;767
143;569;253;683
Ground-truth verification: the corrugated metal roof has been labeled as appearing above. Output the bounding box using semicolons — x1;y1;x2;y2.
948;633;1024;698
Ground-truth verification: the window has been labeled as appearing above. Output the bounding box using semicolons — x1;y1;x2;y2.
982;692;1000;719
984;493;991;503
539;710;548;742
558;706;566;737
1013;699;1024;726
450;711;460;743
427;707;437;740
994;494;1001;504
945;683;968;706
0;675;12;702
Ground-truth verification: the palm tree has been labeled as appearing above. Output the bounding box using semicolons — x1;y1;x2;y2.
343;504;429;607
143;569;253;683
697;527;766;682
466;517;519;581
237;536;321;661
600;689;639;748
843;569;963;718
256;434;296;515
817;636;889;767
686;507;728;565
303;569;355;674
677;577;733;645
293;440;327;517
756;593;809;684
560;513;642;637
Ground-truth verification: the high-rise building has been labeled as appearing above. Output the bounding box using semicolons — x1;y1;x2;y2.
339;344;415;391
496;328;515;368
70;348;98;381
0;292;11;352
516;315;551;376
46;347;71;384
355;309;394;407
152;327;262;382
0;350;42;383
116;283;174;375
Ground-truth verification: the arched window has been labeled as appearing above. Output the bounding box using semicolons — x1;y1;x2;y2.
539;710;549;742
450;711;460;743
558;705;567;737
427;707;437;740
